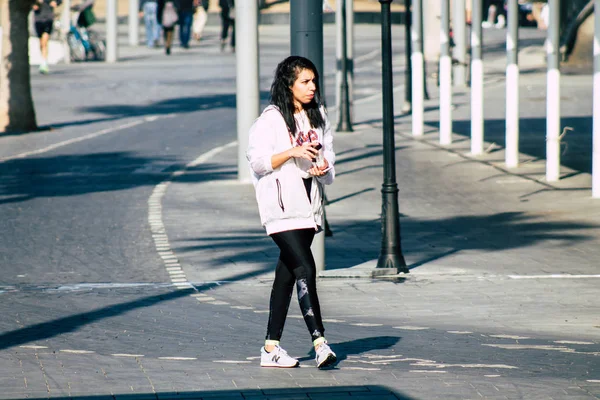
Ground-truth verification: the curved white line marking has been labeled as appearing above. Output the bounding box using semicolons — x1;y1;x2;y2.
148;141;237;290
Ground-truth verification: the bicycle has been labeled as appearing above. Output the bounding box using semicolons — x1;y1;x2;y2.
64;4;106;62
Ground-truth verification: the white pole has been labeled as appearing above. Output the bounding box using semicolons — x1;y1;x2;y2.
452;0;467;87
411;0;424;137
106;0;118;63
61;0;71;64
470;0;484;154
335;0;343;115
439;0;452;145
593;0;600;197
128;0;139;46
236;0;259;183
347;0;354;121
546;0;561;181
505;0;519;168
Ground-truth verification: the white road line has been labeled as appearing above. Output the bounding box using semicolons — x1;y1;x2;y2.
158;357;197;361
148;141;237;291
508;274;600;279
60;349;95;354
0;119;147;163
20;345;48;349
112;353;145;358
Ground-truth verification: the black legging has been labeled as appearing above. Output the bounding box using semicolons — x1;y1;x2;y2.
266;228;325;343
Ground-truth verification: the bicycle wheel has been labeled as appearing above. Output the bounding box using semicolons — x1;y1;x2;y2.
67;32;86;62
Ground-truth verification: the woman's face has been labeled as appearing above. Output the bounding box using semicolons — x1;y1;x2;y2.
291;68;316;110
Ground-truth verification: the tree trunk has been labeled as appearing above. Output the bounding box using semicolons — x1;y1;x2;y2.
0;0;38;133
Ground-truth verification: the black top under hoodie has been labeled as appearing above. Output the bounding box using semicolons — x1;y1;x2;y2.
34;0;62;23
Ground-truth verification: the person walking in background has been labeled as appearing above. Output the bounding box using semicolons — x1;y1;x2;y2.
192;0;209;41
246;56;337;370
158;0;179;55
218;0;234;52
177;0;195;48
32;0;61;74
139;0;161;48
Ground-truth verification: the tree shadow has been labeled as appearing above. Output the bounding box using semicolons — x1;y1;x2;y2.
78;91;270;121
0;152;235;205
426;115;593;174
0;288;194;351
20;385;416;400
172;210;598;274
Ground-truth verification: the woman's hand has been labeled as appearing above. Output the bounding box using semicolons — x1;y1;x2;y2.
308;158;329;177
289;142;319;162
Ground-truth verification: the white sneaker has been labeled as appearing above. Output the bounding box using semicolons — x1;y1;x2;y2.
315;342;337;369
260;345;299;368
495;15;506;29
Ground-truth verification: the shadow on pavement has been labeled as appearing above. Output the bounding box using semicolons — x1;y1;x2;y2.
427;115;593;175
0;153;235;205
0;288;195;351
19;385;416;399
174;209;599;274
79;91;270;121
298;336;401;365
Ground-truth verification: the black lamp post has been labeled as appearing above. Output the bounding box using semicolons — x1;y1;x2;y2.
337;0;353;132
376;0;408;273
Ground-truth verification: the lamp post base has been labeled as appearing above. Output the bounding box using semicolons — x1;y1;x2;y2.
376;252;408;273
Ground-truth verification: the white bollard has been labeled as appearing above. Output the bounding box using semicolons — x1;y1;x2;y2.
106;0;118;63
592;0;600;197
546;0;561;182
505;0;519;168
411;0;424;137
470;0;484;155
236;0;259;183
439;0;452;145
129;0;139;46
61;0;71;64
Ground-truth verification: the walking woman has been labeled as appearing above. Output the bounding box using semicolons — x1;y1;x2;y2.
157;0;179;55
246;56;337;369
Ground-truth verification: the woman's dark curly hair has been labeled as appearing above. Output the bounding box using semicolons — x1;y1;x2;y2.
270;56;326;138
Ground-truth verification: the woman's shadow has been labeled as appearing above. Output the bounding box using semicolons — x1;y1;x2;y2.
299;336;401;369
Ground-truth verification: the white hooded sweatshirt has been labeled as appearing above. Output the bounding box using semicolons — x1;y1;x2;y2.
246;105;335;235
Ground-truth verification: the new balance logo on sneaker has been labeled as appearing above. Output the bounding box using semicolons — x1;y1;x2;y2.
260;345;299;368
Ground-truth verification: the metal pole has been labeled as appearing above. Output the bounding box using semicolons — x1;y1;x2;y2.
470;0;484;154
376;0;408;273
337;0;353;132
106;0;118;63
129;0;139;46
403;0;412;113
452;0;467;87
291;0;326;272
236;0;259;184
61;0;71;64
546;0;561;181
505;0;519;168
411;0;424;136
439;0;452;145
593;0;600;198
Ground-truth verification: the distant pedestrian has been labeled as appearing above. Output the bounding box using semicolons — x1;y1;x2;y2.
192;0;209;41
139;0;161;48
158;0;179;55
32;0;61;74
218;0;234;52
246;56;337;369
178;0;195;48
